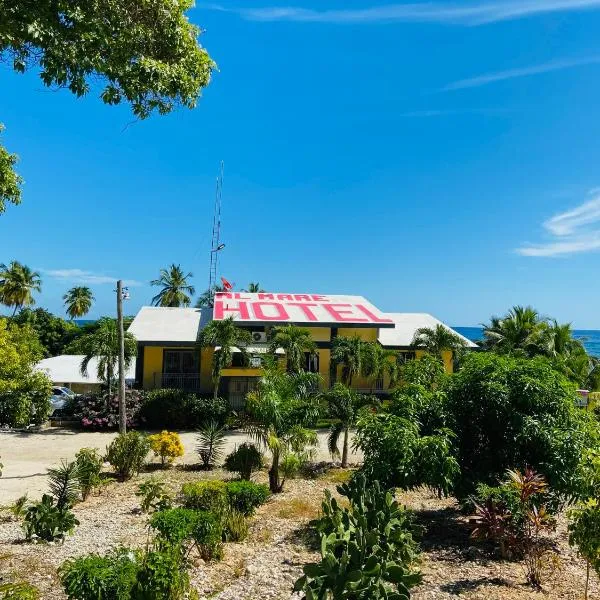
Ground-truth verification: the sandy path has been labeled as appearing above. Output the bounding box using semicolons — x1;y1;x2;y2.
0;428;360;504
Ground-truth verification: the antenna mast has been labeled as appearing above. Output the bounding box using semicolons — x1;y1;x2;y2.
208;161;224;293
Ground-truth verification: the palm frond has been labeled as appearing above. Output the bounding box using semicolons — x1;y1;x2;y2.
47;460;81;509
327;422;344;459
196;422;226;469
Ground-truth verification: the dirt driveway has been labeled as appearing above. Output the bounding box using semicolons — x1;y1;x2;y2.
0;428;361;504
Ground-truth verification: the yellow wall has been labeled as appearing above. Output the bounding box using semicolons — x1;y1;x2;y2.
308;327;331;342
318;349;331;389
337;327;378;342
143;346;164;389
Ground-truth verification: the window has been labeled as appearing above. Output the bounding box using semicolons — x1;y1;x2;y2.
163;350;198;374
397;351;416;364
303;352;319;373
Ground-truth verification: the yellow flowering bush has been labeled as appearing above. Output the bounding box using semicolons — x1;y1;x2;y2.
148;431;184;467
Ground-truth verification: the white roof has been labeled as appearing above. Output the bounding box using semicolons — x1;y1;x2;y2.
35;355;136;384
128;307;210;343
378;313;478;349
213;292;395;327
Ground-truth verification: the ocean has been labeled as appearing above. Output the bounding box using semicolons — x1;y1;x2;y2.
454;327;600;358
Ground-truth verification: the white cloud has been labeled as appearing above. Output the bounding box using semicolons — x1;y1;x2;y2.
516;191;600;257
442;56;600;91
42;269;142;287
203;1;600;25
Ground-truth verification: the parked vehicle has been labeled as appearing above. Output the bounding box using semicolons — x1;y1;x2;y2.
50;387;76;414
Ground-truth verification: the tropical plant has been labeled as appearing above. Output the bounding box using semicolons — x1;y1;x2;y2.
361;341;399;392
47;460;82;510
60;548;139;600
195;284;227;308
246;367;320;493
0;1;214;214
0;261;41;315
196;421;226;469
148;431;184;467
569;499;600;600
197;316;252;398
411;324;467;358
295;474;422;599
133;543;193;598
0;580;39;599
324;383;373;468
78;318;137;396
150;264;195;307
269;324;316;373
11;495;28;520
74;448;103;501
331;335;364;385
221;508;249;542
105;432;150;481
226;481;270;516
63;287;94;320
224;443;263;480
23;494;79;542
179;480;228;514
136;478;172;514
12;308;79;357
242;282;265;293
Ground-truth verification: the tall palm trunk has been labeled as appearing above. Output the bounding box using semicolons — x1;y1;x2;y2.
213;375;220;400
269;448;281;493
342;426;349;468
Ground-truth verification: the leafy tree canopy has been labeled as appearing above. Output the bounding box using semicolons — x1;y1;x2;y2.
0;0;215;213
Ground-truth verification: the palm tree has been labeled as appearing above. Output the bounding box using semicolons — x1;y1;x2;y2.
63;286;94;320
324;383;372;468
243;282;265;293
79;318;137;396
411;324;467;357
331;336;364;386
150;264;195;307
246;366;320;492
197;316;252;399
196;284;226;308
269;324;316;373
0;261;41;315
482;306;545;356
361;342;399;392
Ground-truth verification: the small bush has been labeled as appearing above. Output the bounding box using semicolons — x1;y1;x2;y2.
132;544;191;599
11;494;28;520
148;431;184;467
280;452;303;480
226;481;270;516
196;422;226;469
180;480;228;514
149;508;223;562
75;448;103;500
22;494;79;542
224;443;263;480
106;432;149;481
222;509;248;542
60;548;139;600
0;581;39;599
136;479;172;514
75;390;146;430
141;389;229;430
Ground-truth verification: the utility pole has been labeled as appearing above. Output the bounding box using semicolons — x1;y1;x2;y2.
117;280;126;434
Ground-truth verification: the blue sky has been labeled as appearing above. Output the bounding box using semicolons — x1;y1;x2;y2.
3;0;600;327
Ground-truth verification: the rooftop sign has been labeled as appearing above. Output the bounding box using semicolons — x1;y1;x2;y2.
213;293;394;327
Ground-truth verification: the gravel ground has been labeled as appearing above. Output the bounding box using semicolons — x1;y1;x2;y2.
0;428;361;504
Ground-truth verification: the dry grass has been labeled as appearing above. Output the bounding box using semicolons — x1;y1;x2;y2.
320;468;353;484
275;498;320;520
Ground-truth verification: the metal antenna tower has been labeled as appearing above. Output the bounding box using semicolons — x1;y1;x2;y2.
208;161;224;293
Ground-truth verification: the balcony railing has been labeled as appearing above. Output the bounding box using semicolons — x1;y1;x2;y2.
152;373;202;392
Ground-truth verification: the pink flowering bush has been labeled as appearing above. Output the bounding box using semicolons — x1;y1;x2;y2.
73;390;146;430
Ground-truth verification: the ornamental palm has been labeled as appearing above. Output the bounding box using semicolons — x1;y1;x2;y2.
243;282;264;293
150;264;195;307
197;316;252;399
331;336;364;386
0;261;41;315
482;306;545;356
411;324;467;357
246;367;320;492
195;284;226;308
63;286;94;320
361;342;399;392
79;318;137;395
269;324;316;373
324;383;372;468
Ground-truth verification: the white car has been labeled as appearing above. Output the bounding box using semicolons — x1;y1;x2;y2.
50;387;75;413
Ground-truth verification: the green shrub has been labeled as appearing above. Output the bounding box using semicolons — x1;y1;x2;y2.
132;544;191;600
75;448;103;501
60;548;139;600
180;480;228;514
221;509;248;542
224;443;263;480
22;494;79;542
11;494;28;520
196;422;226;469
105;432;149;481
569;499;600;600
136;479;172;514
149;508;223;561
0;581;39;599
141;389;228;430
226;480;270;516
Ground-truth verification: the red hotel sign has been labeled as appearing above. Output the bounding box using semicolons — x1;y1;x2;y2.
213;293;394;326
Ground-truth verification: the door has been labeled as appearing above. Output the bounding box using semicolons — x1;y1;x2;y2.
227;377;259;410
